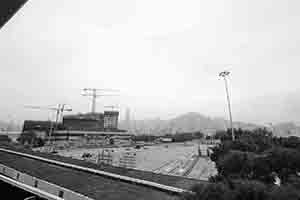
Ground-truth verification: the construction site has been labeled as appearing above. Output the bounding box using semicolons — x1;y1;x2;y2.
21;88;129;147
15;88;219;182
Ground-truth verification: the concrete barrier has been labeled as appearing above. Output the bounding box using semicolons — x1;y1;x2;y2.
0;164;93;200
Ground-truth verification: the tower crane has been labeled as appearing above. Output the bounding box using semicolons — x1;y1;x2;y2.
104;105;119;111
82;88;119;113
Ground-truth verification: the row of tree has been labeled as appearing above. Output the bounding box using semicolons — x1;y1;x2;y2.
132;131;204;143
17;131;45;147
183;128;300;200
182;180;300;200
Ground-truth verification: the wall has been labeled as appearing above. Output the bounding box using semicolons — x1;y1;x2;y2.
0;164;93;200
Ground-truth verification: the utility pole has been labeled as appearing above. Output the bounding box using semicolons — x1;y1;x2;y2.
267;123;276;136
50;104;72;145
82;88;119;113
219;71;235;141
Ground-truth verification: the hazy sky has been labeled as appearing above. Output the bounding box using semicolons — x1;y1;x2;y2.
1;0;300;124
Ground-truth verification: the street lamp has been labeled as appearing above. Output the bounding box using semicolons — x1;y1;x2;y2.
219;70;235;141
267;123;276;136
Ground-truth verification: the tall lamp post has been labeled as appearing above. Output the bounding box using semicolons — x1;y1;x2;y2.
219;70;235;141
267;123;276;136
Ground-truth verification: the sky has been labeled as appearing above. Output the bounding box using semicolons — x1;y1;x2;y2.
0;0;300;124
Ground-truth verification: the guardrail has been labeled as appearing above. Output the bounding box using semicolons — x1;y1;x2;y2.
0;174;64;200
0;148;193;195
0;164;93;200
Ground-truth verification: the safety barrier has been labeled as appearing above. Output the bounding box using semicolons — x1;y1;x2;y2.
0;164;93;200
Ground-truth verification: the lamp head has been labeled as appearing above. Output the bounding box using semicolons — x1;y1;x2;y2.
219;71;230;77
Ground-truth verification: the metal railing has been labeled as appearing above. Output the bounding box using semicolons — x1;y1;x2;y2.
0;174;63;200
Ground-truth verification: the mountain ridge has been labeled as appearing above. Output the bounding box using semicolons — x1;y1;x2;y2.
119;112;300;137
119;112;260;135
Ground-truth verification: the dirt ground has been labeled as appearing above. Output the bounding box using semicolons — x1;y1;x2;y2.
57;141;217;180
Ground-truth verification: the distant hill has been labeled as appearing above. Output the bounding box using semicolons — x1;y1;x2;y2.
119;112;260;135
272;122;300;137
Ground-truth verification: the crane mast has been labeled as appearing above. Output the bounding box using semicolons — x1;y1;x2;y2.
82;88;119;113
24;104;72;152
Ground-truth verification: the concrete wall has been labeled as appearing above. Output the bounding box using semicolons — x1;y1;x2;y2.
0;164;93;200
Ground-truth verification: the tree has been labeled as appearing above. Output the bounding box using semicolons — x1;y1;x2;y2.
233;180;269;200
217;151;248;177
266;147;300;183
0;135;11;143
182;180;300;200
182;182;233;200
273;136;300;151
268;185;300;200
17;131;45;148
193;128;300;199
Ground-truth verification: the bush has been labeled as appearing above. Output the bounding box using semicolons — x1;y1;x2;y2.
199;128;300;199
286;175;300;189
213;147;300;184
182;183;233;200
17;131;45;148
217;151;248;177
0;135;12;143
182;181;300;200
233;180;269;200
266;147;300;183
273;136;300;151
268;185;300;200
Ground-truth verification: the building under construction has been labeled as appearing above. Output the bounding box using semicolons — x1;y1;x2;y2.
62;111;120;132
23;111;123;132
21;88;130;143
22;111;129;143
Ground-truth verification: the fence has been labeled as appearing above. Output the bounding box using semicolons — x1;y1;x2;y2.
96;150;113;165
119;152;137;169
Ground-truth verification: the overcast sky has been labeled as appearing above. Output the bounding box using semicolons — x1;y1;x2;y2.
0;0;300;124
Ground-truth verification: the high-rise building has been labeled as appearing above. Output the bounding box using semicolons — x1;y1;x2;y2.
125;108;131;130
103;111;119;130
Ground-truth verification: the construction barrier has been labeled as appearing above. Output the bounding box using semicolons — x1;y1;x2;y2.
0;164;93;200
119;152;136;169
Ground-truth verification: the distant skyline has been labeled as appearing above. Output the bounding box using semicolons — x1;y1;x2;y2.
1;0;300;124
